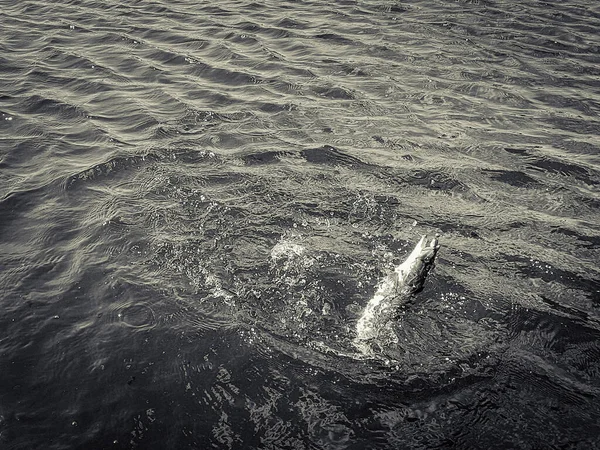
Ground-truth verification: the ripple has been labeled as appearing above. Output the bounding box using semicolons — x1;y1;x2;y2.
63;153;157;190
483;169;539;187
2;0;600;448
116;303;156;330
300;145;370;167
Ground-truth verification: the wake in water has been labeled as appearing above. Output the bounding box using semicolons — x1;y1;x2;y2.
354;235;440;354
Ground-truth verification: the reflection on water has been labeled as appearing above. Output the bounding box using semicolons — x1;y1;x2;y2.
1;0;599;448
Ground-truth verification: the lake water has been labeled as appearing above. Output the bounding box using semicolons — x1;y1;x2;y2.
1;0;599;448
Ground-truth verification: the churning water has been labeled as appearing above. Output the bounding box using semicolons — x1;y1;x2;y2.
1;0;599;448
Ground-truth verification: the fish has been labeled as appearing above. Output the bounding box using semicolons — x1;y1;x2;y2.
354;235;440;353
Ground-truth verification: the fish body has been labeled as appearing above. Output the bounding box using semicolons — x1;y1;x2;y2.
354;235;439;352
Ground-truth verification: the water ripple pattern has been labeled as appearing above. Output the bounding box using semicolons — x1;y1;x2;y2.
1;0;599;448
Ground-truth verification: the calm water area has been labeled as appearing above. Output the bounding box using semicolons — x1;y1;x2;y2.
1;0;599;448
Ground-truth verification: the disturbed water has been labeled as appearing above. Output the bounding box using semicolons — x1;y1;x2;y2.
1;0;600;448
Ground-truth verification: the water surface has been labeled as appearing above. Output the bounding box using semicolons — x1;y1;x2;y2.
1;0;599;448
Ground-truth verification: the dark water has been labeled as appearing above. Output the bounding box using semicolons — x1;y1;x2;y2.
1;0;600;448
